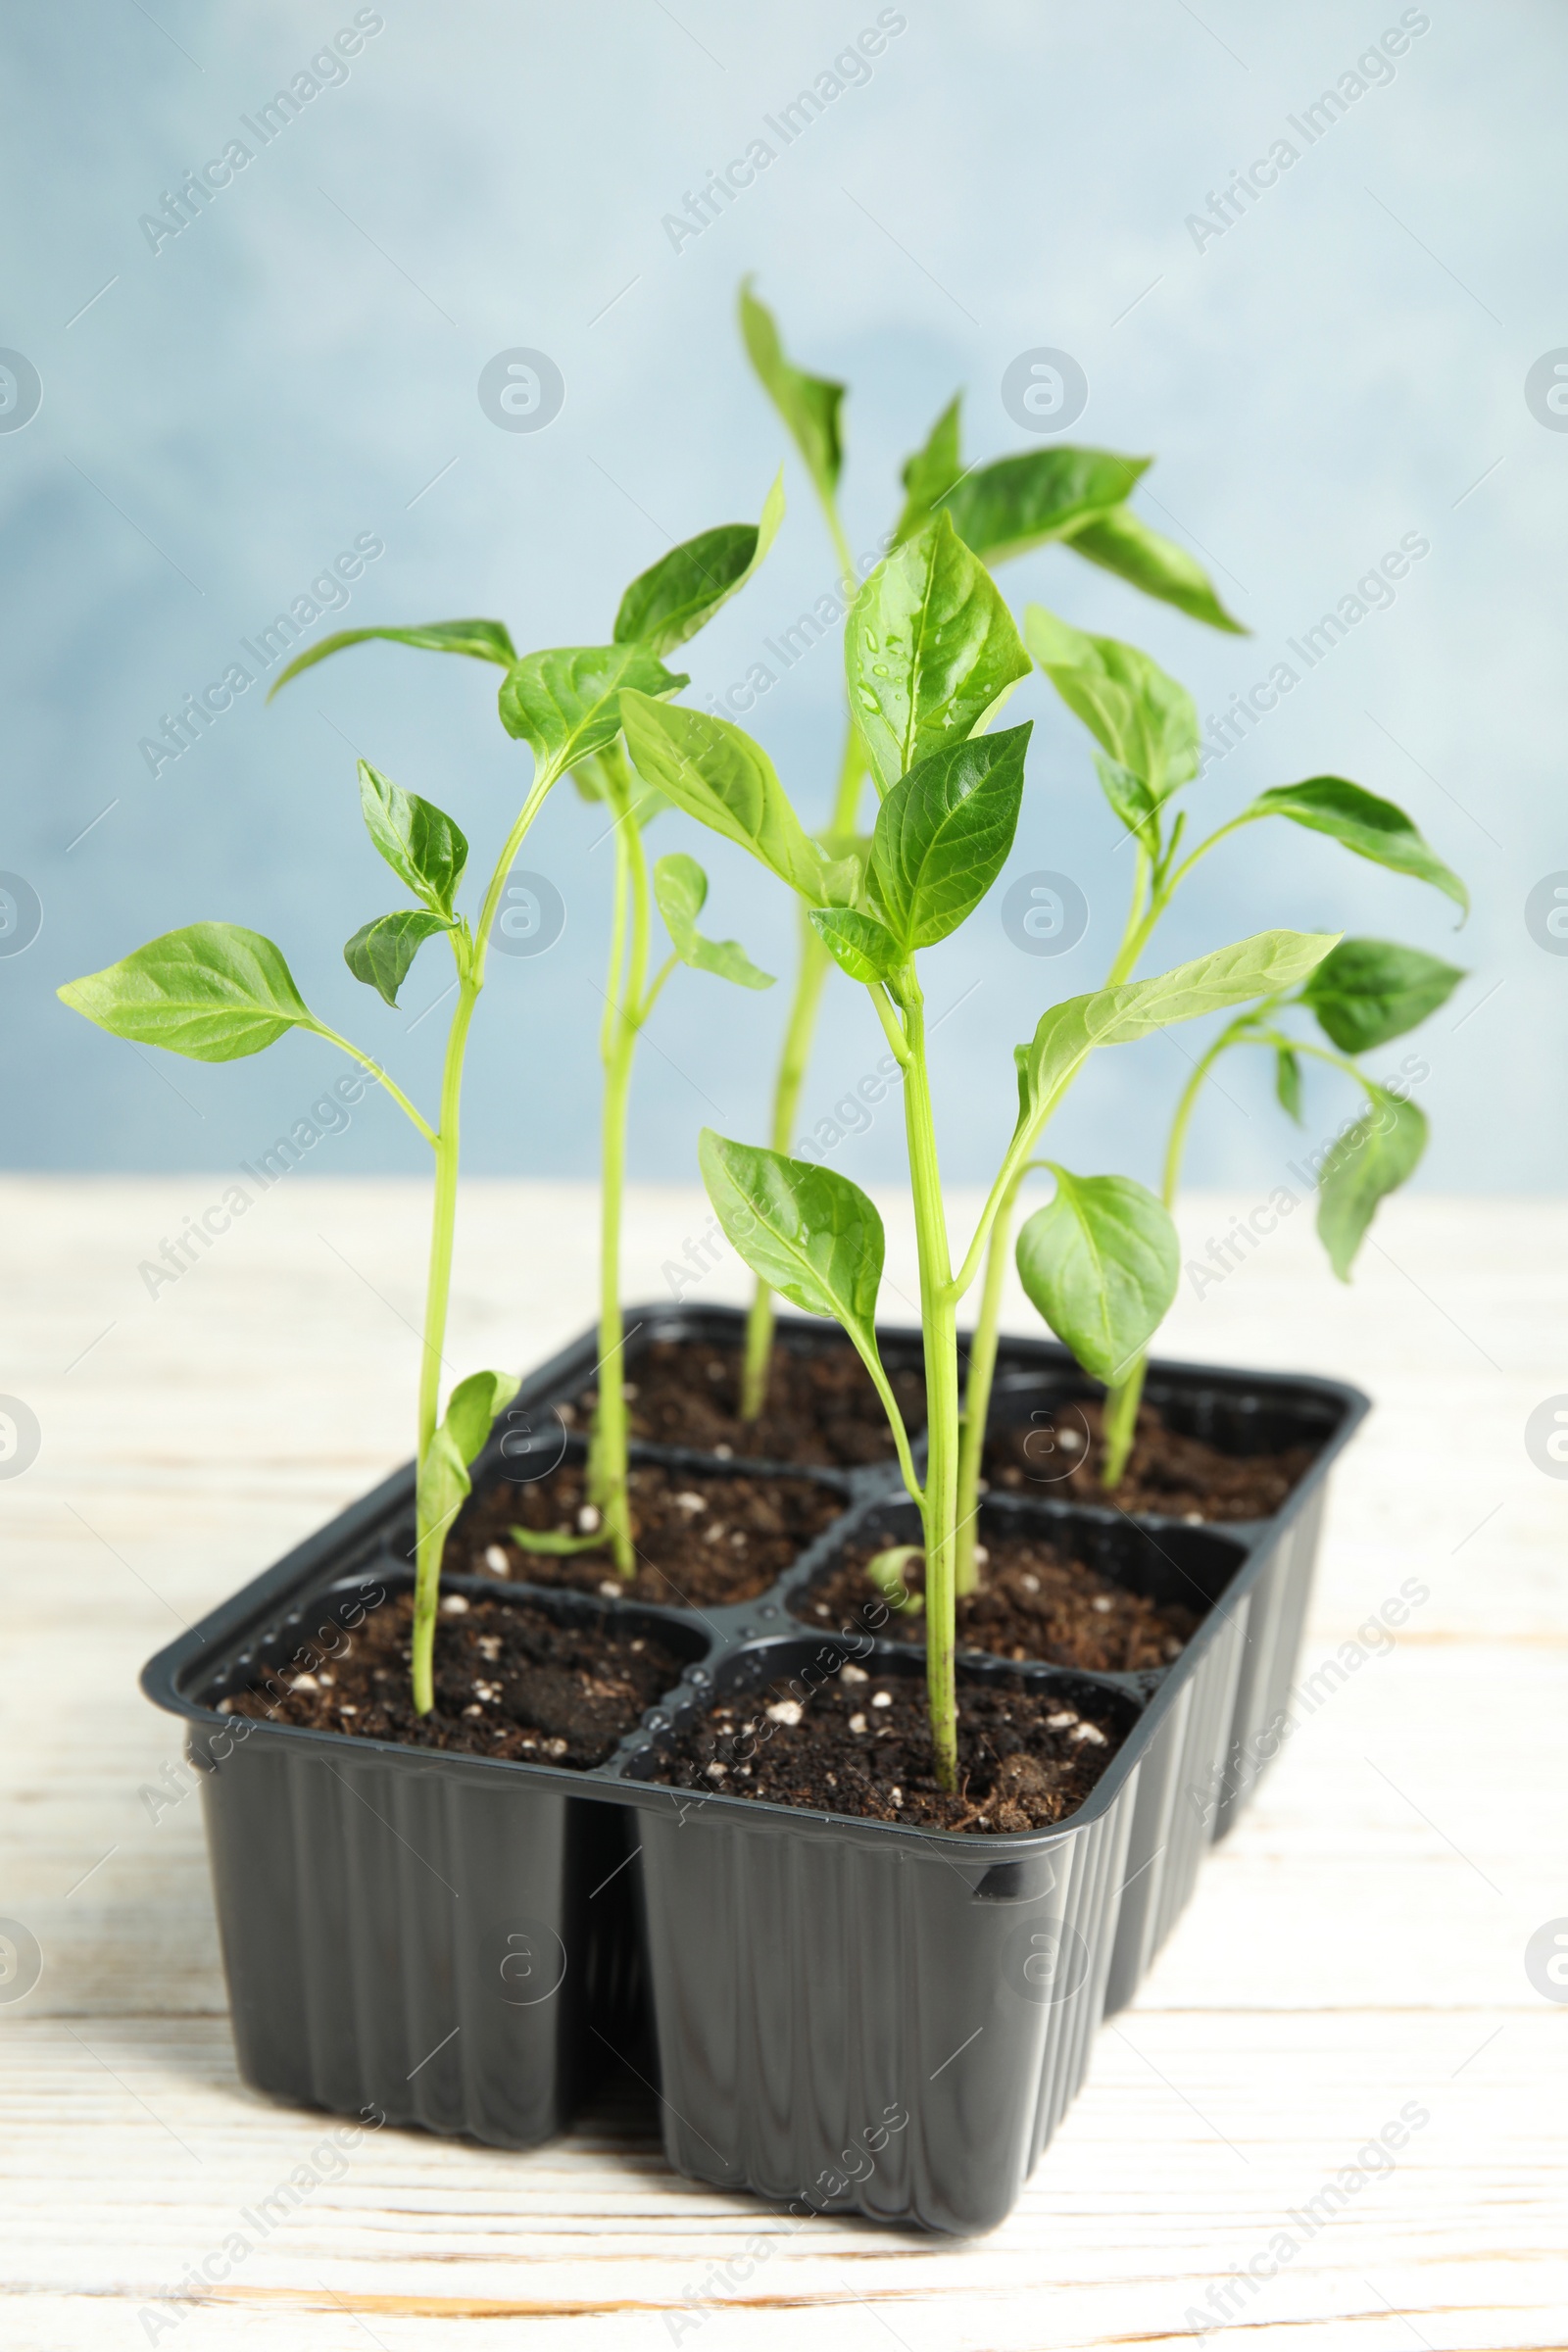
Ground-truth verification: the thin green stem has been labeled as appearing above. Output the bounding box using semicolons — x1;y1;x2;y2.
740;906;831;1419
1284;1035;1380;1090
1108;841;1152;983
598;780;630;1070
741;718;868;1419
830;720;866;827
410;747;566;1712
639;950;680;1028
868;980;912;1066
848;1331;923;1513
899;971;960;1793
588;749;645;1575
1161;809;1261;900
595;1032;635;1573
954;1158;1024;1597
304;1021;437;1148
1100;1356;1147;1488
472;766;561;980
1161;1022;1249;1208
1102;1010;1258;1495
951;1054;1087;1307
818;495;858;617
956;823;1169;1536
411;948;480;1715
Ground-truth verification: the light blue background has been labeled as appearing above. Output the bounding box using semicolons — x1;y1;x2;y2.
2;0;1562;1199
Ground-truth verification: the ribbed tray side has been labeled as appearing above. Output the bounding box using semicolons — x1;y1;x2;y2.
1102;1591;1250;2015
635;1775;1137;2235
198;1734;591;2145
1152;1597;1248;1951
1027;1793;1132;2170
1214;1483;1326;1838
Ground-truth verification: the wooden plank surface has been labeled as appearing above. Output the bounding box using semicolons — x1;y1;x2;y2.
1;1177;1563;2351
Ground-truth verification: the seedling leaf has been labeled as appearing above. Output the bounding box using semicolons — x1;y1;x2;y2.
699;1130;883;1350
418;1369;522;1554
941;448;1148;565
1015;1169;1180;1386
59;922;315;1061
809;906;904;986
738;280;845;505
1245;778;1468;918
869;724;1030;952
621;694;831;902
1016;930;1340;1127
865;1544;923;1614
344;909;452;1006
613;472;785;655
1094;751;1159;841
1025;605;1200;801
1316;1086;1427;1279
357;760;467;916
498;643;688;767
893;394;962;545
1062;506;1246;632
1300;937;1466;1053
846;512;1029;798
268;619;516;698
653;854;774;989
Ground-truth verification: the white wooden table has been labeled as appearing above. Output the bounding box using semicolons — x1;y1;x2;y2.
2;1178;1563;2350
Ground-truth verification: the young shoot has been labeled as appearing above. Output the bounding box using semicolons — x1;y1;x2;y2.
1067;934;1465;1484
264;482;784;1578
511;802;774;1575
59;619;695;1713
965;609;1467;1513
730;279;1246;1422
864;1544;924;1616
621;511;1336;1790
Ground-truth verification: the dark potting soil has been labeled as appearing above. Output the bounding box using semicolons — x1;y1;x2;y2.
572;1337;926;1468
796;1532;1200;1672
457;1456;847;1608
649;1663;1125;1833
986;1394;1316;1521
222;1590;685;1767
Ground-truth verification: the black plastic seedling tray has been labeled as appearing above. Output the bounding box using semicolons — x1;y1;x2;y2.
142;1303;1367;2233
